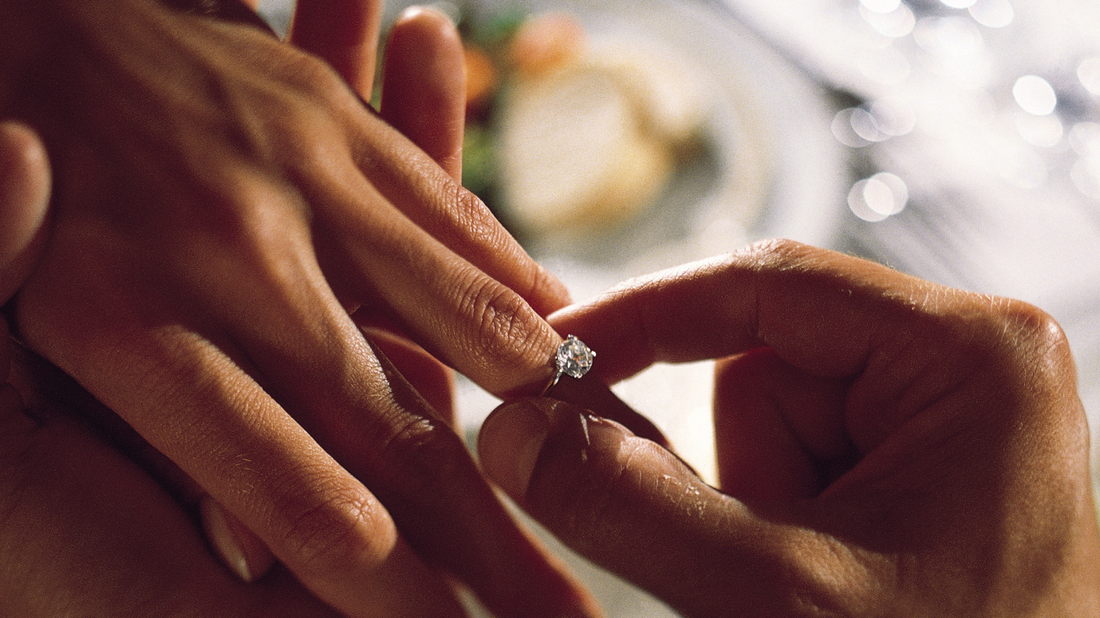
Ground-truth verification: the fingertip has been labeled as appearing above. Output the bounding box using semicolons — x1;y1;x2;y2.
0;121;51;303
358;324;456;426
478;398;551;500
480;396;648;506
396;4;459;30
200;496;276;584
382;3;466;180
525;264;573;317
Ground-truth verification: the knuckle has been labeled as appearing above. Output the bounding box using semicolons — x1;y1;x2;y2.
167;177;312;296
449;183;492;231
741;238;814;269
372;414;469;501
276;482;393;580
458;275;550;373
954;296;1074;376
989;298;1070;358
982;297;1079;403
277;52;349;103
442;184;514;260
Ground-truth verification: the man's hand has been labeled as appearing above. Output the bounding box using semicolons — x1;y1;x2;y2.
480;240;1100;617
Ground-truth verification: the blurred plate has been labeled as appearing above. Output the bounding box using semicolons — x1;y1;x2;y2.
383;0;847;298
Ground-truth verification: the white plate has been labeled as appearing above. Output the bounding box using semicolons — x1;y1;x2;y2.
382;0;847;296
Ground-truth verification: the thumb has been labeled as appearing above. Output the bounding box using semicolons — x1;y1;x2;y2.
479;397;797;617
0;121;51;305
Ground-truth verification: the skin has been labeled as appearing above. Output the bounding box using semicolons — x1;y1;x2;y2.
0;1;599;616
0;121;337;616
479;240;1100;617
1;316;347;618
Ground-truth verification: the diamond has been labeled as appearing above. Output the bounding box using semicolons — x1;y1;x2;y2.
555;335;595;379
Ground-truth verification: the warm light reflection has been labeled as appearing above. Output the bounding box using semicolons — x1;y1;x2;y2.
1013;75;1057;115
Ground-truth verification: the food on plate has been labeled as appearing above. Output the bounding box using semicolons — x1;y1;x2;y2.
458;11;709;238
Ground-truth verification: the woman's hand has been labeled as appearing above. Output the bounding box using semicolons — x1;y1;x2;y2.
0;1;594;616
480;240;1100;617
0;334;350;618
0;119;336;618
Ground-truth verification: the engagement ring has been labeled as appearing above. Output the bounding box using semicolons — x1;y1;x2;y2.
541;335;595;396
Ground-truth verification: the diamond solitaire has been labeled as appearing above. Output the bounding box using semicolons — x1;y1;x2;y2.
557;335;595;378
542;335;595;395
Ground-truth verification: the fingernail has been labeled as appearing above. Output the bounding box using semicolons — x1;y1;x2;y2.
200;497;266;583
478;399;550;499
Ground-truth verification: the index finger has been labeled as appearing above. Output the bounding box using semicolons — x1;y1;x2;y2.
547;240;939;384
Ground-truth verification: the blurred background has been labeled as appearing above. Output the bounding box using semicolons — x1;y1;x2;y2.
259;0;1100;614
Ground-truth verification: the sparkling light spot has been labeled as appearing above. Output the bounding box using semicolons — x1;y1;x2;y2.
1013;75;1057;115
870;97;917;136
848;173;909;222
832;109;873;147
850;108;891;142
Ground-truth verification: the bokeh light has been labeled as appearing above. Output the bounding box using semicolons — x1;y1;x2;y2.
1070;122;1100;156
1016;113;1063;147
1013;75;1057;115
1079;58;1100;96
860;3;916;38
860;0;901;13
1071;156;1100;199
913;16;984;57
968;0;1014;28
848;173;909;221
832;98;916;148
